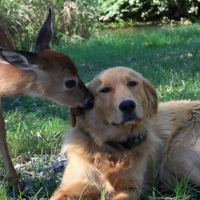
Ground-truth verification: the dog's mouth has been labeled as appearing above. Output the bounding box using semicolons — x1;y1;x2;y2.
112;116;141;126
123;116;137;124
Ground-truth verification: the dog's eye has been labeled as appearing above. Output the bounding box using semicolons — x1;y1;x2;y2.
100;87;111;93
128;81;137;87
65;80;76;88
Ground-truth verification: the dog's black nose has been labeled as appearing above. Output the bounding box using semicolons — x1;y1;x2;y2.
119;100;136;113
85;96;94;109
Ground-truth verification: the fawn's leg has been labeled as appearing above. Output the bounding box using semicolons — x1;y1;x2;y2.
0;101;24;194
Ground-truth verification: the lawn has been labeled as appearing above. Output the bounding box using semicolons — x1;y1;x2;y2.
1;23;200;199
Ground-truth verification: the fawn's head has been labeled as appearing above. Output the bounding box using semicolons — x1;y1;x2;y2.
0;9;93;109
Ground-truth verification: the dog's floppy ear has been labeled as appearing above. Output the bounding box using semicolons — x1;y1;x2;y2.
69;107;85;127
70;108;77;127
142;78;158;117
69;82;94;127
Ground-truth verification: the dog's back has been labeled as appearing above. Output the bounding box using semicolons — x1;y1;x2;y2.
156;100;200;186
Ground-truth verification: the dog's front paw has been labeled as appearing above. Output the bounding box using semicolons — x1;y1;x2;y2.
111;190;140;200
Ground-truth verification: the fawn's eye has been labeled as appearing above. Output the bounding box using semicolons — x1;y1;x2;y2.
65;80;76;88
100;87;111;93
128;81;137;87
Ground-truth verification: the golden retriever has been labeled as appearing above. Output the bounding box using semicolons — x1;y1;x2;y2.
50;67;200;200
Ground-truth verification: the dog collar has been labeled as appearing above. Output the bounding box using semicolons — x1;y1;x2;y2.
105;130;148;151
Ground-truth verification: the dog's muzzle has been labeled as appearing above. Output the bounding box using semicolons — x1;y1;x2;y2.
119;100;136;113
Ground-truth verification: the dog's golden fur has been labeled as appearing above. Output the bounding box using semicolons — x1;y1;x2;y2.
51;67;200;200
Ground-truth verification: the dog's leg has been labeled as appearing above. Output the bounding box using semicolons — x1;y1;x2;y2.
0;102;24;194
160;107;200;185
162;147;200;185
50;181;101;200
49;189;71;200
50;152;106;200
108;172;143;200
111;189;141;200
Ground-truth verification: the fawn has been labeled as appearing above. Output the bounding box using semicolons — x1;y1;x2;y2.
0;9;93;194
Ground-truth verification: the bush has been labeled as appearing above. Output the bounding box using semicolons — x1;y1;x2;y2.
0;0;97;49
1;0;200;49
59;0;97;43
97;0;200;22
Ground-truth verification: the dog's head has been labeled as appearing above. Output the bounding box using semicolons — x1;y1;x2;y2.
70;67;158;129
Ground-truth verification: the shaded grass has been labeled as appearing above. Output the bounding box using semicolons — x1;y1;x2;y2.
2;97;69;158
1;23;200;199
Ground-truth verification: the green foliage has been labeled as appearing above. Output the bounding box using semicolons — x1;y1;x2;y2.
58;0;97;44
0;0;97;49
1;0;200;48
97;0;200;21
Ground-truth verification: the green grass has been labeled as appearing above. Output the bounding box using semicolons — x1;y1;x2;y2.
1;23;200;199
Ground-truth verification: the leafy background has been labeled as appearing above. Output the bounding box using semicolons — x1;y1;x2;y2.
0;0;200;49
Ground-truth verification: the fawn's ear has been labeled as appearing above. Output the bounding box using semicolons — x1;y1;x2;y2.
0;48;44;71
34;9;53;52
142;77;158;117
